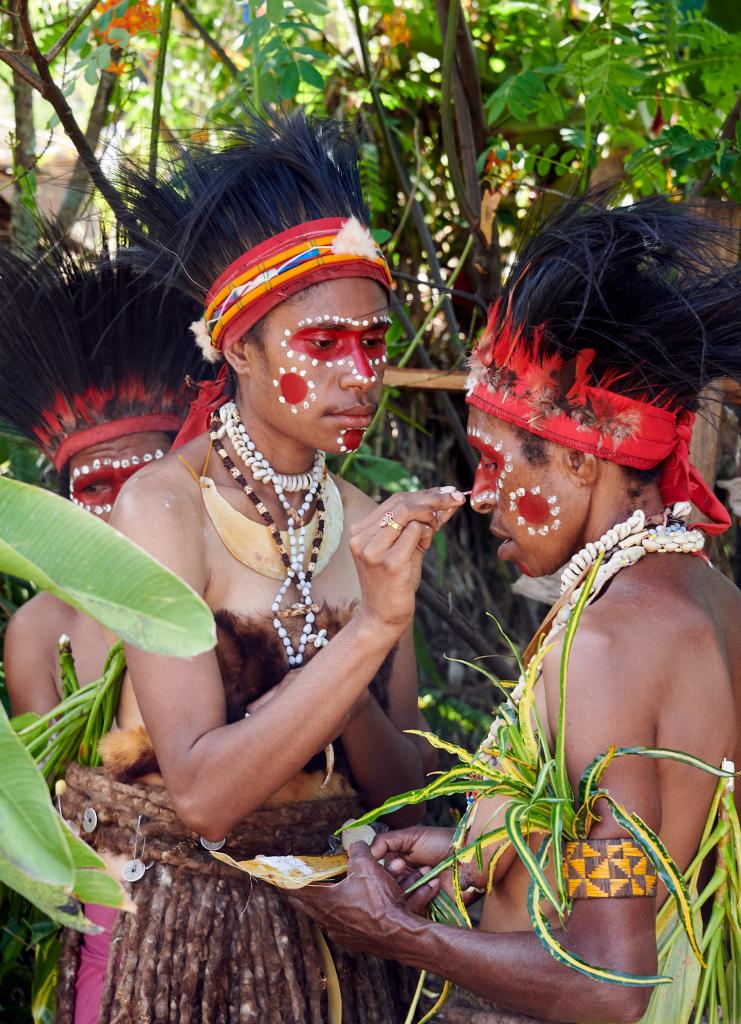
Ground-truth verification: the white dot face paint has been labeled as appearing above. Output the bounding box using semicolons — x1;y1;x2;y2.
276;314;391;417
467;423;563;539
467;424;513;510
68;449;165;517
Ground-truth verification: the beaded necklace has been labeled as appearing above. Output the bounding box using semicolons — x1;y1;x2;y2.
477;502;707;764
209;410;326;667
216;400;320;494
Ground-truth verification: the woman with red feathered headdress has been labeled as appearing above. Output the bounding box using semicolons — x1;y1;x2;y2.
0;240;209;717
46;109;465;1024
290;194;741;1024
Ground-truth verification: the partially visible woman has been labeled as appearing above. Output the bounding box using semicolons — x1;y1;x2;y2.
51;112;465;1024
0;243;208;716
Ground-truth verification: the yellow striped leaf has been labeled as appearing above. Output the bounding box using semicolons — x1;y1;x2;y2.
527;841;671;988
604;796;705;967
555;556;603;803
505;803;560;916
404;730;474;764
416;980;453;1024
577;745;617;809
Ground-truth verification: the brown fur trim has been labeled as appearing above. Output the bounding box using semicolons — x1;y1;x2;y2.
98;724;159;784
104;602;397;786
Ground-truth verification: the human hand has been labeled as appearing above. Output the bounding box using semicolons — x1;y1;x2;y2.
351;487;466;636
371;826;486;906
288;842;432;958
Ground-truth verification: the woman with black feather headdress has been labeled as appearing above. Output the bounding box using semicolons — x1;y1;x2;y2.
50;110;462;1024
290;194;741;1024
0;242;208;717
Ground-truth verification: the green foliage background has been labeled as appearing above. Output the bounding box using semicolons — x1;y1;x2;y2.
1;0;740;1015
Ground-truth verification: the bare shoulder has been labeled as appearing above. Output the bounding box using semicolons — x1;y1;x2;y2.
110;436;210;588
6;591;78;644
541;555;729;744
330;473;377;525
115;439;206;521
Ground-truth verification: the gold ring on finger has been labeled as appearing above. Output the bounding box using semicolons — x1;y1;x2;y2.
380;511;403;532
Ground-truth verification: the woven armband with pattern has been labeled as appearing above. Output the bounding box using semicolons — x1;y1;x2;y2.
562;838;658;899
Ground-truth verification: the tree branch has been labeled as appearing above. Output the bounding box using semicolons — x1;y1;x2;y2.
10;0;132;226
56;66;118;234
44;0;99;63
0;48;42;90
692;89;741;195
348;0;463;350
8;0;38;251
438;0;478;228
437;0;501;304
175;0;240;79
149;0;173;177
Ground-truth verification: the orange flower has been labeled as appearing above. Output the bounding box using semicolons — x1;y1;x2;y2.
94;0;160;45
381;10;411;48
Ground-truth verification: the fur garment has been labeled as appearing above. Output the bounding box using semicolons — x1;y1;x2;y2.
100;602;395;786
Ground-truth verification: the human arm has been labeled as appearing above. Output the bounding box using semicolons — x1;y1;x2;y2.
339;627;427;826
4;595;63;715
111;466;463;840
290;619;666;1023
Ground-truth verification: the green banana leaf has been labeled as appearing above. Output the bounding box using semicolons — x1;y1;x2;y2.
0;476;215;656
0;702;125;930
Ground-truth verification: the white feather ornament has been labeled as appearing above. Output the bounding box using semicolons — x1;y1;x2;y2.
331;217;379;261
190;319;223;363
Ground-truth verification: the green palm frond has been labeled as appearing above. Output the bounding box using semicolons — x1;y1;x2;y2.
376;555;738;1021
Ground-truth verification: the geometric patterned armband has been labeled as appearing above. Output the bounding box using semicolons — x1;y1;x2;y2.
562;838;658;899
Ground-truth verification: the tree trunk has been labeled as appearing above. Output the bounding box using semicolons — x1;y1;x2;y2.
8;0;37;252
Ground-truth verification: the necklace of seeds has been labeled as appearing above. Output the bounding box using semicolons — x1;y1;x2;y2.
209;412;326;667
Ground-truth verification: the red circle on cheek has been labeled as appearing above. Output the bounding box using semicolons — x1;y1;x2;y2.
280;373;308;404
517;492;550;525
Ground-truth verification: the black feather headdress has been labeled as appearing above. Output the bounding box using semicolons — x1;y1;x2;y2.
118;109;372;311
470;193;741;415
0;242;208;470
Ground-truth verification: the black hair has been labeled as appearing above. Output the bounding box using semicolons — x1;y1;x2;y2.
517;426;661;495
491;192;741;413
117;109;371;305
0;241;210;465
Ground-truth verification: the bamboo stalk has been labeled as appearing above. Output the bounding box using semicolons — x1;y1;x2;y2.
148;0;174;179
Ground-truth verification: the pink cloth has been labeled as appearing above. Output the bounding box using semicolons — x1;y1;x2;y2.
74;904;118;1024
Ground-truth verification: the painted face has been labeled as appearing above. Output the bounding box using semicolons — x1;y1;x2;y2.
467;410;574;577
67;432;171;520
232;278;390;457
274;309;389;453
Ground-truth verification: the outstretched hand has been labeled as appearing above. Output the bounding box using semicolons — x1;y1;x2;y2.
287;842;437;959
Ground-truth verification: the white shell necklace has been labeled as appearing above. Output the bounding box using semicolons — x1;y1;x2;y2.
216;400;326;667
478;502;707;765
216;400;320;495
559;501;704;595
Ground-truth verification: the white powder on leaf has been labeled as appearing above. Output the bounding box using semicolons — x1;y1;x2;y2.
255;855;314;876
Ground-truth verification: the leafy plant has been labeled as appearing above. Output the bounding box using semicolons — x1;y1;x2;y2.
0;476;215;656
12;639;126;786
348;559;738;1018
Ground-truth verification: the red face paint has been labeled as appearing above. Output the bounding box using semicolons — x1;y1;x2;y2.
288;324;387;381
279;372;309;404
338;428;364;452
468;436;507;506
70;463;142;510
516;491;550;525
